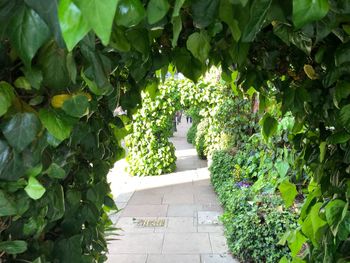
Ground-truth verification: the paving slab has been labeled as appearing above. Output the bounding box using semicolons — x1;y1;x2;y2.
162;233;212;254
147;254;200;263
155;217;197;233
121;205;168;217
167;204;201;217
209;233;230;254
108;233;164;254
198;211;222;225
107;254;147;263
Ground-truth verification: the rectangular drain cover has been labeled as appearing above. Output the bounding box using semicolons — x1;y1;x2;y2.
137;219;166;227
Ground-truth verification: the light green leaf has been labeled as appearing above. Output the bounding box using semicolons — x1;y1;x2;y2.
58;0;90;51
24;176;46;200
2;113;41;152
260;113;278;141
278;179;297;208
186;31;210;64
47;163;66;179
275;160;290;177
8;5;50;65
171;16;182;48
75;0;117;45
39;109;76;141
0;189;17;216
147;0;170;24
0;240;27;255
293;0;329;29
115;0;145;27
173;0;185;17
340;104;350;132
0;81;14;117
14;76;31;90
62;94;89;118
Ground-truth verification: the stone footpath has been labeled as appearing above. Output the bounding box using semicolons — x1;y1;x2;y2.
107;119;238;263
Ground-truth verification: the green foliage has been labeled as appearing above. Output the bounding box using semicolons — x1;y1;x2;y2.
186;124;197;144
126;80;177;176
0;0;350;261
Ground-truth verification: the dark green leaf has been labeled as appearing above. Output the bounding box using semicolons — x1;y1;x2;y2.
2;113;41;152
0;189;17;216
186;31;210;63
37;41;70;91
47;184;65;221
327;131;350;144
22;67;43;90
171;16;182;48
334;81;350;108
325;199;348;236
0;81;14;117
110;26;131;52
39;108;76;141
62;94;89;118
24;0;65;47
58;0;90;51
115;0;145;27
219;0;241;41
173;48;203;82
125;28;150;59
260;113;278;141
147;0;170;24
75;0;117;45
54;235;82;262
8;5;50;65
66;52;77;83
279;179;298;208
0;240;27;255
293;0;329;29
191;0;219;28
241;0;272;42
47;163;66;179
340;104;350;132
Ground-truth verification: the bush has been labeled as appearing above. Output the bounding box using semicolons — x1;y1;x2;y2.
195;119;209;159
187;123;197;144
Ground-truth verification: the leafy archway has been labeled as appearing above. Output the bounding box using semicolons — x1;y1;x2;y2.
0;0;349;262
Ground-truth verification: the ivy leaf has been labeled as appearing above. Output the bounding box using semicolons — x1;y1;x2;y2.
24;0;65;48
7;5;50;65
37;41;70;92
47;163;66;179
191;0;219;28
275;160;290;177
319;141;327;163
115;0;145;27
54;235;83;262
171;16;182;48
293;0;329;29
14;77;31;90
110;26;131;52
339;104;350;132
22;67;43;90
24;176;46;200
47;184;65;222
241;0;272;42
62;95;89;118
327;131;350;144
2;113;41;152
0;81;14;117
75;0;117;45
279;179;297;208
0;240;27;255
147;0;170;25
260;113;278;141
186;31;211;64
39;109;76;141
325;199;348;237
173;48;203;82
58;0;90;51
219;0;241;41
334;81;350;108
0;189;17;216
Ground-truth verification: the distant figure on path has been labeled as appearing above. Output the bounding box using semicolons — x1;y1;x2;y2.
186;115;192;123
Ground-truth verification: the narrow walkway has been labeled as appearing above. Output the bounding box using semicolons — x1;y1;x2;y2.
107;120;238;263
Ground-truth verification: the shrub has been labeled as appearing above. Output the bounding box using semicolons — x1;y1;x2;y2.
187;123;197;144
195;119;209;159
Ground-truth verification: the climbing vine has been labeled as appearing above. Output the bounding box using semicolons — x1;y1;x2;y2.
0;0;349;262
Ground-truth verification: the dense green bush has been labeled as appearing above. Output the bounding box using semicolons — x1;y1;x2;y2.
126;81;177;176
186;124;197;144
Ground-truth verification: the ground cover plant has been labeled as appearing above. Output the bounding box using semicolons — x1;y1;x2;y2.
0;0;349;262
